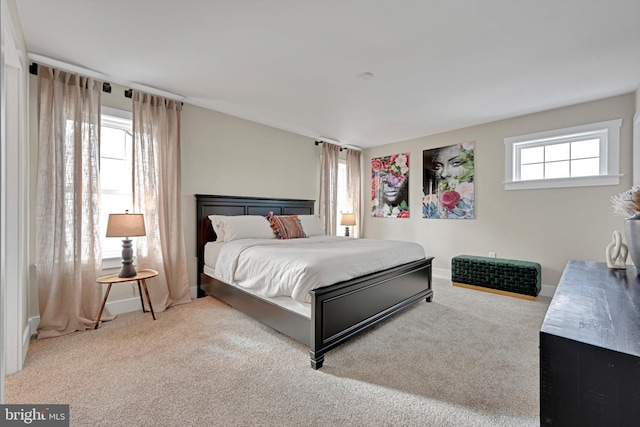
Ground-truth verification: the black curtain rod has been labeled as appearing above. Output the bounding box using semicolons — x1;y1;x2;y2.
29;63;111;93
314;140;345;151
125;89;184;106
29;63;181;104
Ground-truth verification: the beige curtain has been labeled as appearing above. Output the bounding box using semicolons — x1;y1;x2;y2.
319;142;340;235
132;91;191;311
346;149;362;238
36;66;104;338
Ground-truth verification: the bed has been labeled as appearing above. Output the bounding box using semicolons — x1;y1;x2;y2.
196;194;434;369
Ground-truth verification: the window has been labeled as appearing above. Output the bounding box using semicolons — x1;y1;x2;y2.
100;107;133;261
504;119;622;190
336;160;348;236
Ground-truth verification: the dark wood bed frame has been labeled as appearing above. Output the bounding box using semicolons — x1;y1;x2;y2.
196;194;434;369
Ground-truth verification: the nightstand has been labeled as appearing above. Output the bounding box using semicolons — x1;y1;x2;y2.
94;268;159;329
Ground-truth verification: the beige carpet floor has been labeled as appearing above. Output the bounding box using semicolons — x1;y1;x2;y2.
5;278;550;426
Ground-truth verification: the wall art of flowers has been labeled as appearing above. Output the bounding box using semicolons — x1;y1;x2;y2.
422;142;475;219
371;153;410;218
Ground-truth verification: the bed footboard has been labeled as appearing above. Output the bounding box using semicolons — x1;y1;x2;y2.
196;194;435;369
309;257;433;369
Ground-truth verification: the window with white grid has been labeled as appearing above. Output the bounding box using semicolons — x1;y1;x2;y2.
504;119;622;190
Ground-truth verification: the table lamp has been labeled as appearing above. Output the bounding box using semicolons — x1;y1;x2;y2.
340;213;356;237
106;211;146;278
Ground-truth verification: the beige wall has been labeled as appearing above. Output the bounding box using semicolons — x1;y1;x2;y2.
180;104;320;289
363;93;636;288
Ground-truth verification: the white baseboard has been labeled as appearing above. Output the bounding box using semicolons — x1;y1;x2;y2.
432;267;556;298
29;286;200;336
432;267;450;279
29;317;39;336
540;284;556;298
22;324;30;365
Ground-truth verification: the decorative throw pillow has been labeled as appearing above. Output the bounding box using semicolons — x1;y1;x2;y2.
267;212;307;239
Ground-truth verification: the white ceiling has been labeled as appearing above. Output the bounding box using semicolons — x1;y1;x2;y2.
15;0;640;149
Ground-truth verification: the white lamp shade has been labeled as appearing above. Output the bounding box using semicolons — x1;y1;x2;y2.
106;213;146;237
340;213;356;226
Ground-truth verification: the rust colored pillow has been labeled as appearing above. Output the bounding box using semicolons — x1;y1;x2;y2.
267;212;307;239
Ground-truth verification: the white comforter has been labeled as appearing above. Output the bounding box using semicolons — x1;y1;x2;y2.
213;236;426;303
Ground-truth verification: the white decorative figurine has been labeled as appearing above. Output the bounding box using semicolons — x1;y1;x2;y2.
606;230;628;269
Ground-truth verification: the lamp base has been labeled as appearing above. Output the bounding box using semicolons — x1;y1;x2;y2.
345;226;350;237
118;263;137;278
118;239;137;278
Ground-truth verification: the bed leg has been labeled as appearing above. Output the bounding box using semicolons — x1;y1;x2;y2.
426;295;433;302
310;352;324;370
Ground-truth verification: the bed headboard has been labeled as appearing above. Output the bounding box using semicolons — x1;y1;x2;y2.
195;194;315;297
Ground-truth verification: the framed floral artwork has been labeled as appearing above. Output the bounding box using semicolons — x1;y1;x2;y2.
371;153;410;218
422;142;475;219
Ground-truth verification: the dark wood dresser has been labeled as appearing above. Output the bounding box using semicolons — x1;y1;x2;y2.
540;260;640;426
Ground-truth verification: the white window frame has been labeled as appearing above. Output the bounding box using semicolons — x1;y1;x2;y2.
504;119;623;190
100;107;133;269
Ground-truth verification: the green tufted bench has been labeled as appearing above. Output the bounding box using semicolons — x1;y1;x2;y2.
451;255;541;300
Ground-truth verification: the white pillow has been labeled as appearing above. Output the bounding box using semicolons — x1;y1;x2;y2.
218;215;275;242
298;215;325;237
208;215;227;242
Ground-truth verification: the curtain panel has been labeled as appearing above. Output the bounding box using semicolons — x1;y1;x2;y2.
346;150;362;238
35;66;105;338
318;142;340;235
132;91;191;311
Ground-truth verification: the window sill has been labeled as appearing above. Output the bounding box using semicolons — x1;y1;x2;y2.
504;174;622;191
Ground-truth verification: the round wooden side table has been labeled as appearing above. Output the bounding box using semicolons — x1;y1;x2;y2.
94;268;159;329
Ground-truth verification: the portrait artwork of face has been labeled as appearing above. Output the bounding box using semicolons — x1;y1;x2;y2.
423;142;475;219
433;145;468;181
381;171;407;204
371;153;410;218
